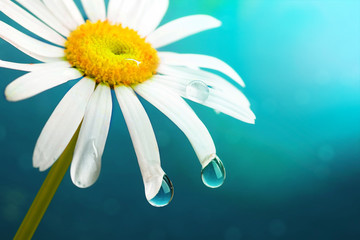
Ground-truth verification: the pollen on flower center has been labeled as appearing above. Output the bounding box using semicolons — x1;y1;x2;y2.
65;21;159;87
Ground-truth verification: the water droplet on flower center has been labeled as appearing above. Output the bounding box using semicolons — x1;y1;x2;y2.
186;80;210;103
125;58;142;66
148;174;174;207
201;155;226;188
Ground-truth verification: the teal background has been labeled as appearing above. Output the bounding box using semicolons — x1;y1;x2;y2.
0;0;359;239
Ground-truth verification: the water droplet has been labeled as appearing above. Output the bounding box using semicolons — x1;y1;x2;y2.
91;139;98;158
214;109;221;115
72;139;101;188
148;174;174;207
201;155;226;188
186;80;210;103
125;58;141;66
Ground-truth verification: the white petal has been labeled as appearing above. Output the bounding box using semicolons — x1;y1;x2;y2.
0;21;65;60
122;0;151;30
81;0;106;22
71;84;112;188
115;86;164;201
157;64;250;107
0;60;71;72
154;66;256;123
117;0;168;33
34;78;95;171
146;15;221;49
135;80;216;167
43;0;80;30
61;0;85;26
8;49;60;63
135;0;169;37
15;0;71;36
155;78;255;123
5;67;83;102
107;0;123;23
0;0;66;46
110;0;138;27
159;52;245;87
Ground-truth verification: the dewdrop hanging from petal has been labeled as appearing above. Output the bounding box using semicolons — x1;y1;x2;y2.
0;0;256;207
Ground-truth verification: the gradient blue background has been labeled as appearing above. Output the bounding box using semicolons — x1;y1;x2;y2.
1;0;359;239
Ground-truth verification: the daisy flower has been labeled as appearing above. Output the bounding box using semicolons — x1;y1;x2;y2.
0;0;255;207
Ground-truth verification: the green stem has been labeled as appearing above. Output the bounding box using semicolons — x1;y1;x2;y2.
14;129;80;240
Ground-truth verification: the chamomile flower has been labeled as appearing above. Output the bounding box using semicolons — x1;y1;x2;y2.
0;0;255;206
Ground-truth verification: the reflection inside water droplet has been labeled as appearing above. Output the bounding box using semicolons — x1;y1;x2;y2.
80;139;98;160
201;155;226;188
148;174;174;207
91;139;98;158
186;80;210;103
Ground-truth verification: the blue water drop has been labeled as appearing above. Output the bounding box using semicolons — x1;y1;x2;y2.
201;155;226;188
148;174;174;207
186;80;210;103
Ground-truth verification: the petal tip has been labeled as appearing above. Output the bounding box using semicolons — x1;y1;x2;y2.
4;88;15;102
38;164;50;172
70;169;94;188
70;156;101;189
239;79;246;88
72;179;91;189
204;15;222;28
199;14;221;25
214;18;222;28
38;167;46;172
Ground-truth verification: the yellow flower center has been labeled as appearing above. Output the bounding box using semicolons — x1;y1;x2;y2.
65;21;159;87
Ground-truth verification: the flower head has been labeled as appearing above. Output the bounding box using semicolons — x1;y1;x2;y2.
65;20;159;86
0;0;255;206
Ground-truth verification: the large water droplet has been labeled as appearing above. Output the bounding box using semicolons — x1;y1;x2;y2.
201;155;226;188
148;174;174;207
186;80;210;103
72;139;101;188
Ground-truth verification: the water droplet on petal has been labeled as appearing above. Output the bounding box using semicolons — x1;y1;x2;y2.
186;80;210;103
72;139;101;188
148;174;174;207
91;139;98;158
201;155;226;188
214;109;221;115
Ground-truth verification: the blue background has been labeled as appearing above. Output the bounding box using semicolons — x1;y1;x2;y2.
1;0;359;239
